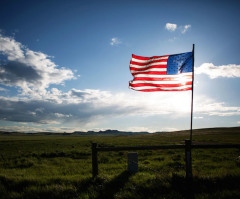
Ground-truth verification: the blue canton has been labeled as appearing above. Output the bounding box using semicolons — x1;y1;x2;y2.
167;52;193;75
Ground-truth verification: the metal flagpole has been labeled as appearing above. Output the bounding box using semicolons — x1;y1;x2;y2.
190;44;195;143
185;44;195;180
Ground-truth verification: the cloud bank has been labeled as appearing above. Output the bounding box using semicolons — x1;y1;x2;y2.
0;90;190;124
0;34;74;96
196;63;240;79
0;89;239;128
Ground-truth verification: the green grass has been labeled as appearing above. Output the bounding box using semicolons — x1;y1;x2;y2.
0;127;240;198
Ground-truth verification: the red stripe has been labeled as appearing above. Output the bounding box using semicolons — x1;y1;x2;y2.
129;82;192;88
130;65;167;72
130;60;168;66
132;54;169;60
133;76;192;81
132;71;167;76
135;87;192;92
133;77;175;81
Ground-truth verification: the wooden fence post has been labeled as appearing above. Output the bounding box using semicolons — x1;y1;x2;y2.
185;140;192;180
92;143;98;178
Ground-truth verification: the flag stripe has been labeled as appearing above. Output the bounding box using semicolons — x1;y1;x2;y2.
130;80;192;85
132;54;169;59
129;87;192;92
133;75;192;81
130;60;168;66
130;68;167;73
129;82;192;88
130;63;167;69
132;54;169;62
133;73;192;78
130;65;167;72
129;85;192;90
132;71;167;76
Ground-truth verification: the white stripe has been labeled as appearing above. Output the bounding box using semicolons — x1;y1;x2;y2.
129;85;192;90
131;68;167;73
130;62;167;68
133;72;193;78
132;56;169;63
130;80;192;84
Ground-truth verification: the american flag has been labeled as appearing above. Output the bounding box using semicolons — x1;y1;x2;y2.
129;52;193;92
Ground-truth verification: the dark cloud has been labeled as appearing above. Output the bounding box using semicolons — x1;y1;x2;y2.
70;89;90;98
0;61;41;85
0;97;136;124
0;34;74;95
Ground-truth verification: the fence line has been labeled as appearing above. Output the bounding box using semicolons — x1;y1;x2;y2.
96;144;185;151
192;144;240;149
92;140;240;179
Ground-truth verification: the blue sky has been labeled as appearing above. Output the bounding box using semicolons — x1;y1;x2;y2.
0;0;239;133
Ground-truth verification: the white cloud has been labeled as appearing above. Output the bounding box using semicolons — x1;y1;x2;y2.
194;96;240;117
181;24;191;34
165;23;191;34
0;87;7;91
0;34;24;60
0;34;74;96
0;125;44;133
127;127;179;133
196;63;240;79
54;113;72;118
110;37;121;46
160;127;179;132
165;23;177;32
127;126;155;133
0;125;77;133
194;116;204;119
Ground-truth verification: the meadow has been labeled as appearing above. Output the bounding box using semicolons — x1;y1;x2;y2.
0;127;240;199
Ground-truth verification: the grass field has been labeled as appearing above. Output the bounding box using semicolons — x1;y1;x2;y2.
0;127;240;199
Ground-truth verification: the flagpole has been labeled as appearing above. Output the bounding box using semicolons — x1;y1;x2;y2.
190;44;195;143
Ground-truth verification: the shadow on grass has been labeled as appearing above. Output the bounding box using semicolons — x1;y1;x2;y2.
0;174;240;199
96;171;133;199
131;174;240;199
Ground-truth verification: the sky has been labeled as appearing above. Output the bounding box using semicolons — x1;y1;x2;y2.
0;0;239;133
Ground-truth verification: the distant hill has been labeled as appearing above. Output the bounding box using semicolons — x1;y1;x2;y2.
72;129;149;136
0;129;150;136
0;126;239;136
